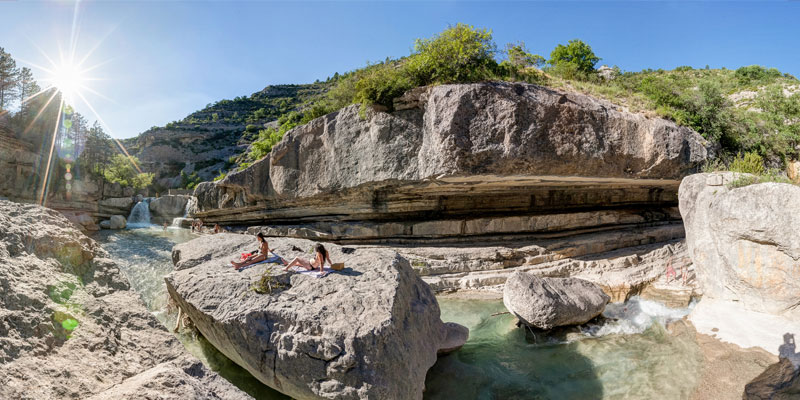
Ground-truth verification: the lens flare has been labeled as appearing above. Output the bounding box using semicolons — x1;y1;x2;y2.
20;1;143;206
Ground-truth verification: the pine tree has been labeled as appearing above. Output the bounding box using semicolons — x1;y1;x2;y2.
0;47;20;110
17;67;40;119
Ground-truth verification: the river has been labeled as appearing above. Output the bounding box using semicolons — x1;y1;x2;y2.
94;225;702;400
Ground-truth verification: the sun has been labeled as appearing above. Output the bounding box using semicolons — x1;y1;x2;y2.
47;62;89;103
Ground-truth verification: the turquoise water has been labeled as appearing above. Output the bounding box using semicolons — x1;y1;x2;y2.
426;298;702;400
96;227;701;400
94;226;289;400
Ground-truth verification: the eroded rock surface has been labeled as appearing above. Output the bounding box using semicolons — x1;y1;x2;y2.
0;200;248;400
194;82;708;231
166;233;467;400
503;271;610;330
150;195;190;222
680;173;800;317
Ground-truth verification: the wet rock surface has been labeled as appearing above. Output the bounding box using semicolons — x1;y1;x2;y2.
166;233;468;400
0;200;249;400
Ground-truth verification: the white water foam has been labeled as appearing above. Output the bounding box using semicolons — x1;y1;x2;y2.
582;296;695;337
127;199;155;229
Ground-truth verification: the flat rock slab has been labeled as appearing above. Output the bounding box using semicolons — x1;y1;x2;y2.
503;271;610;330
166;234;467;400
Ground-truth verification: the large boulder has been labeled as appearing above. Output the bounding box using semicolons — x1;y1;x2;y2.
98;197;134;215
149;195;190;219
166;233;468;399
503;271;610;330
0;200;248;399
109;215;127;230
679;172;800;355
679;173;800;316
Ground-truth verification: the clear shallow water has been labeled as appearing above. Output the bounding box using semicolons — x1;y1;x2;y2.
94;225;289;400
95;227;701;400
427;298;702;400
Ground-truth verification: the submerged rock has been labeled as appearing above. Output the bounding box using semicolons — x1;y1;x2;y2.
503;271;610;330
166;233;468;400
0;200;248;399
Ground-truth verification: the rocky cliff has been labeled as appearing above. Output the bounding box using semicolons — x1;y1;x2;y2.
0;200;249;399
680;173;800;355
187;82;708;300
195;82;707;234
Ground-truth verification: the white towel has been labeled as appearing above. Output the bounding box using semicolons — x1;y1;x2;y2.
286;266;334;278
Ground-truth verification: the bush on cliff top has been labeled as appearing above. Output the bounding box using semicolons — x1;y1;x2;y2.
241;24;798;173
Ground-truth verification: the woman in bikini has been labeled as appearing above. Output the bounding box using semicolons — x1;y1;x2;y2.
231;233;286;270
284;243;332;273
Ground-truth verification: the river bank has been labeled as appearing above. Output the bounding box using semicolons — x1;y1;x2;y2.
90;223;783;399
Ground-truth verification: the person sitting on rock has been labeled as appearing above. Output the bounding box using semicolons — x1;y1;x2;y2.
231;233;286;270
213;223;221;234
284;243;333;274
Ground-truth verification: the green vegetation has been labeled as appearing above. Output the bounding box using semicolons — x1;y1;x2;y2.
250;268;287;294
104;154;155;189
548;39;601;79
180;170;202;190
117;25;799;178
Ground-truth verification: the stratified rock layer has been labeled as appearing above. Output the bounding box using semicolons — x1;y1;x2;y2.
0;200;248;400
503;271;610;329
166;233;467;400
195;82;708;235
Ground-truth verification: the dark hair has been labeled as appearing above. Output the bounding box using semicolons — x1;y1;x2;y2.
257;232;265;242
315;243;328;260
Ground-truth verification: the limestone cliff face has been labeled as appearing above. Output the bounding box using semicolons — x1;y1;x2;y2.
195;82;708;237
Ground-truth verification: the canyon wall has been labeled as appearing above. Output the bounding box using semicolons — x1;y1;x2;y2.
190;82;708;300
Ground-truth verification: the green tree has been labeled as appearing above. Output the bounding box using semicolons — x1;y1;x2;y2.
17;67;40;118
504;42;545;69
0;47;19;110
80;121;113;177
104;154;154;189
548;39;600;76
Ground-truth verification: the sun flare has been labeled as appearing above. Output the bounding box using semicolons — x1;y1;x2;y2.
45;62;89;102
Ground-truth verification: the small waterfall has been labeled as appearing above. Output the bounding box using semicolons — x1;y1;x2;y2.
128;199;153;228
171;197;195;228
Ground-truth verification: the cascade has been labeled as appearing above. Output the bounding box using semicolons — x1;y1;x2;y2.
127;198;153;228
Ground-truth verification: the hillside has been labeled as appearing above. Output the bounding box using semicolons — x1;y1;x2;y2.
121;81;333;190
124;25;800;191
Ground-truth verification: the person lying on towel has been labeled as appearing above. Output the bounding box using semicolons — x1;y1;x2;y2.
284;243;333;274
231;233;287;270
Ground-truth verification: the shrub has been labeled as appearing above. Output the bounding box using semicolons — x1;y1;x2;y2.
729;152;765;175
405;23;498;85
735;65;782;84
353;62;413;110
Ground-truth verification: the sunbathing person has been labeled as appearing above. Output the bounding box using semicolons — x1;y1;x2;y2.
284;243;332;273
231;233;286;270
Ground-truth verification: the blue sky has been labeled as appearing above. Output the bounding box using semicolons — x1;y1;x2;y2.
1;1;798;139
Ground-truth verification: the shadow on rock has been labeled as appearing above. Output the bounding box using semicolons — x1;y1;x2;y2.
744;333;800;399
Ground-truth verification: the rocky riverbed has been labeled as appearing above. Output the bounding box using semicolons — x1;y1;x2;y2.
0;200;248;399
